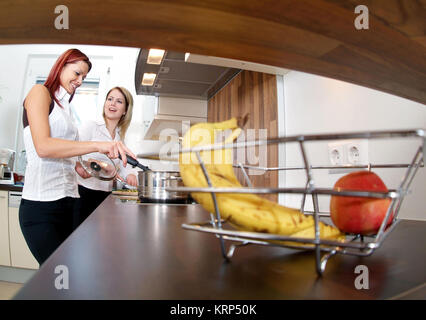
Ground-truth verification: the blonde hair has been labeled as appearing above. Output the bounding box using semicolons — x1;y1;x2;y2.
103;86;134;141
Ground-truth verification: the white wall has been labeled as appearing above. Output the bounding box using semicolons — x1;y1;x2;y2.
280;71;426;221
0;44;155;159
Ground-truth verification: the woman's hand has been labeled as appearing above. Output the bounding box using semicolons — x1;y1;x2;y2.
126;174;138;187
96;141;136;167
75;161;91;179
115;174;137;188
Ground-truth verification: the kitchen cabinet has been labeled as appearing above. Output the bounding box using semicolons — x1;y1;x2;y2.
8;192;38;270
0;190;11;266
208;70;279;202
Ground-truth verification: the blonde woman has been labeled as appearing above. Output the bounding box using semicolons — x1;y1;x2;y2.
73;86;138;229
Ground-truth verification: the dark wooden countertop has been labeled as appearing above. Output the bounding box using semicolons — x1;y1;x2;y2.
13;195;426;300
0;184;23;192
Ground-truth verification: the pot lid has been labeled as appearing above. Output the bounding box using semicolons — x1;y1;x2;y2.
78;153;117;181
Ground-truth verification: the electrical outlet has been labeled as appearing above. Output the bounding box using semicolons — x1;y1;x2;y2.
328;142;345;165
328;139;369;174
345;139;369;165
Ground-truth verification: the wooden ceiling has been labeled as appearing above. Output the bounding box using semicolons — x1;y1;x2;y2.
0;0;425;104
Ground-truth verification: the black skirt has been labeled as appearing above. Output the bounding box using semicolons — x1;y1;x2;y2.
73;185;111;230
19;197;75;265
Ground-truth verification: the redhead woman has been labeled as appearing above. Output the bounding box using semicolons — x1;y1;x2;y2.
73;86;138;229
19;49;136;265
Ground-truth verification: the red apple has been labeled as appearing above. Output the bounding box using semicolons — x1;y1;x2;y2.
330;171;393;235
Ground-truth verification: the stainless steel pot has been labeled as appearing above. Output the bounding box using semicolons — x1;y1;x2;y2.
78;152;190;203
137;170;190;203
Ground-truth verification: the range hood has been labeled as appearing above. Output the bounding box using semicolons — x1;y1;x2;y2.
135;49;241;100
143;97;207;140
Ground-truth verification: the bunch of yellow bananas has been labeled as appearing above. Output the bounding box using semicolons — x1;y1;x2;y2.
179;117;345;245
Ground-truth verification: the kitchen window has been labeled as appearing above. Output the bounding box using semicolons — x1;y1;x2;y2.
14;54;112;160
36;77;101;126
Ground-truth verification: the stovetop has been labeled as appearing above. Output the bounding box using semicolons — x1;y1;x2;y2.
114;195;197;206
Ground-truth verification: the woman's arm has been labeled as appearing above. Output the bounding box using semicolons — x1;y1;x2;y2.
24;85;135;165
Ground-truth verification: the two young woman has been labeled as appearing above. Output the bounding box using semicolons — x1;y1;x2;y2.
20;48;137;265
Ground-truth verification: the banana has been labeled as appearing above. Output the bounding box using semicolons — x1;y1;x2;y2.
179;117;345;245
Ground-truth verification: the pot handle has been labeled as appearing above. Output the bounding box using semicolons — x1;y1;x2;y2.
118;154;150;171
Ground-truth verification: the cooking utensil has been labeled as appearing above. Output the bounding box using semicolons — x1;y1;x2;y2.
79;153;189;202
78;153;143;190
137;170;190;203
114;174;137;190
78;154;118;181
118;154;150;171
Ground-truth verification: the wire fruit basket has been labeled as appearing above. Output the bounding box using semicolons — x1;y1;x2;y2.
160;129;425;276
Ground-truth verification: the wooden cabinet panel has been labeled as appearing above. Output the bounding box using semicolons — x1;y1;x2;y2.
8;194;39;270
208;70;278;201
0;191;11;266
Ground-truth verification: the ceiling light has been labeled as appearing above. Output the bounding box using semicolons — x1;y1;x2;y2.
142;73;156;86
147;49;165;65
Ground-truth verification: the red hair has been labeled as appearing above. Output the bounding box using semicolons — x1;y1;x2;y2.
44;49;92;107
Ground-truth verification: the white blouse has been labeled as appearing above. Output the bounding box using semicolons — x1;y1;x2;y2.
22;86;80;201
77;120;137;192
